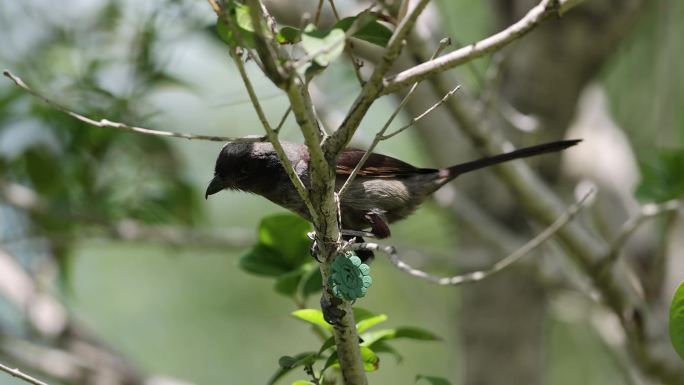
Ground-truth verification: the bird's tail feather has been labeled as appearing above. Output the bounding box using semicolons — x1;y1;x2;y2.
446;139;582;178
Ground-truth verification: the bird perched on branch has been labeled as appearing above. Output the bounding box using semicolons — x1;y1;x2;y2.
205;139;581;242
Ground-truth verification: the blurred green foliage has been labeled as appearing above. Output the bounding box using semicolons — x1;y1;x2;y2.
636;149;684;203
0;1;201;281
669;281;684;361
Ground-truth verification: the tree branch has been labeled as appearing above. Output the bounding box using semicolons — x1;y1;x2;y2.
229;49;319;222
349;189;593;285
382;0;587;95
323;0;432;158
0;362;50;385
2;70;260;143
337;39;455;198
605;199;683;266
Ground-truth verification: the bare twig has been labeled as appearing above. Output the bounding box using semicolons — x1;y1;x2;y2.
0;362;50;385
380;84;460;140
327;0;365;86
274;106;292;134
314;0;325;24
323;0;433;158
337;38;458;197
382;0;587;94
605;199;683;265
3;70;256;143
230;49;318;222
206;0;220;15
349;190;593;285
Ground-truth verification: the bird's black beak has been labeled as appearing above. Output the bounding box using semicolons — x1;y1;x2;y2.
205;176;224;199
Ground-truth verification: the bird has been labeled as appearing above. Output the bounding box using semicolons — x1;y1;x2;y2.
205;139;581;242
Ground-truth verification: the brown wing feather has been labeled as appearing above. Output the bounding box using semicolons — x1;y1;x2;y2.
336;148;435;177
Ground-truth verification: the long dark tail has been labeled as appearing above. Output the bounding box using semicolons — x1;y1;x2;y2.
446;139;581;177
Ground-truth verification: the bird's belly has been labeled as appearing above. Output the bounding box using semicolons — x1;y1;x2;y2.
338;178;417;223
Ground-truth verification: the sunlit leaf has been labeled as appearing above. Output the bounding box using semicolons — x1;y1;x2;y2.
292;309;333;332
669;280;684;361
322;346;379;372
356;314;388;333
215;3;256;48
301;24;345;66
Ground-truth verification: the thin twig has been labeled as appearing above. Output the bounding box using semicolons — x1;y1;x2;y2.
230;50;318;221
3;70;256;143
327;0;366;86
380;84;460;140
382;0;586;94
605;199;683;265
323;0;433;157
206;0;220;15
274;106;292;134
349;190;594;285
0;362;50;385
314;0;325;24
337;38;453;197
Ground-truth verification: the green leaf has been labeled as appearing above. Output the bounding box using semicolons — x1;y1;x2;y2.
636;149;684;203
361;327;440;346
258;214;312;267
279;353;316;368
301;24;345;66
274;268;306;297
240;214;312;277
416;374;452;385
360;346;380;371
352;307;377;323
292;381;315;385
334;16;393;47
277;26;301;44
301;264;323;298
323;351;338;371
322;346;379;372
370;340;403;363
215;3;256;48
356;314;388;333
669;280;684;361
268;352;317;385
292;309;333;332
318;336;335;354
239;244;292;277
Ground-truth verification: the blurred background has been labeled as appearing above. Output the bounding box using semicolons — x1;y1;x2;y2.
0;0;683;384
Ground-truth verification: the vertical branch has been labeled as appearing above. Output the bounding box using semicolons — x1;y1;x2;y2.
239;1;368;383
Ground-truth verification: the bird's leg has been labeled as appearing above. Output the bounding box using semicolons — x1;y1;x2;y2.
364;211;391;239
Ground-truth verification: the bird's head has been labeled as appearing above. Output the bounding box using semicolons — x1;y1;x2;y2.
205;142;256;199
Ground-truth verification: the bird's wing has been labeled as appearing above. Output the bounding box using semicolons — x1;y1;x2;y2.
336;148;435;177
